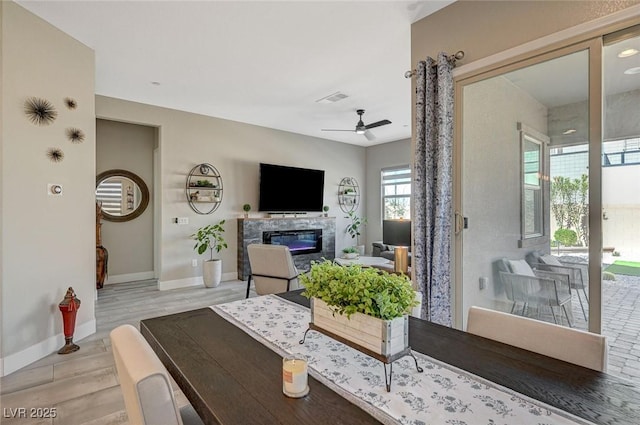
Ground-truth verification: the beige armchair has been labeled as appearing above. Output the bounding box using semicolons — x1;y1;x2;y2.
497;258;573;327
110;324;203;425
246;244;301;298
467;306;607;371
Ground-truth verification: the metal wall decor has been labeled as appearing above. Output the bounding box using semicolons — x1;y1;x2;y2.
186;163;223;214
338;177;360;213
24;97;58;125
64;97;77;110
66;127;85;143
47;148;64;163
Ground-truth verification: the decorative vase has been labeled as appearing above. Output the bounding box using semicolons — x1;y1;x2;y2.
310;298;408;357
356;245;365;256
203;259;222;288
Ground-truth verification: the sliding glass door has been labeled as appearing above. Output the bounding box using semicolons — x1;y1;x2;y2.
456;45;593;331
601;28;640;381
455;25;640;384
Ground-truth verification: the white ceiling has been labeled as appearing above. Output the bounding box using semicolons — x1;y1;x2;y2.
17;0;455;146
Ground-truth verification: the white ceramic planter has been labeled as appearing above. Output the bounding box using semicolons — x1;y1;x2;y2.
343;252;358;259
203;259;222;288
311;298;408;357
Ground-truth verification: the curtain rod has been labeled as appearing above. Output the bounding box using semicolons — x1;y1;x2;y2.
404;51;465;78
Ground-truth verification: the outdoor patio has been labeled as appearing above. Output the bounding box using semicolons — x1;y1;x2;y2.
522;255;640;385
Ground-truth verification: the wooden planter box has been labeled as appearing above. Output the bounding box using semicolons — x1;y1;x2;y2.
310;298;409;357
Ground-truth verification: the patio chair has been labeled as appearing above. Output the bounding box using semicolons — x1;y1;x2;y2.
246;244;301;298
467;306;607;371
110;324;204;425
526;251;589;321
497;258;573;327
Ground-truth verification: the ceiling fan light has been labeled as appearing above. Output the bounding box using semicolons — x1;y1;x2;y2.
355;128;366;135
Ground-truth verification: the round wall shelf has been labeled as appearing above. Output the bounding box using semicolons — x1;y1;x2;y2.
338;177;360;213
186;163;223;214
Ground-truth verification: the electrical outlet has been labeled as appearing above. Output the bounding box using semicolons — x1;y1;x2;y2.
192;259;198;267
479;277;488;290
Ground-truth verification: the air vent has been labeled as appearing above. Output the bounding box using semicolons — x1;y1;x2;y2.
316;92;348;104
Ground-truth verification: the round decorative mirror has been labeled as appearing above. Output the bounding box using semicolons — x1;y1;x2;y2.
96;169;149;222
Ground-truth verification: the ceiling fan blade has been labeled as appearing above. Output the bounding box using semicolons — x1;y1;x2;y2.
364;130;376;141
321;129;355;132
365;119;391;130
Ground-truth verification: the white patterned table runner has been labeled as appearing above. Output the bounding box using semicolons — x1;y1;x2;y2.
211;295;594;425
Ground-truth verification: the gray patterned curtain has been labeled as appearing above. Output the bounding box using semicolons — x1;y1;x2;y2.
414;53;454;326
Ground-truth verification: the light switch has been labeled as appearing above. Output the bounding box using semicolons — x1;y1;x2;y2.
175;217;189;225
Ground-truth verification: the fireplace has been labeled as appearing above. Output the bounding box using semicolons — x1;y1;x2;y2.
263;229;322;255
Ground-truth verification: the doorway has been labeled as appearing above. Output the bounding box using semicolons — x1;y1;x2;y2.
96;119;157;285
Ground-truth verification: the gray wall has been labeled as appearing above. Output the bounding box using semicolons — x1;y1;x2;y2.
96;119;155;281
1;2;95;375
96;96;366;287
365;138;411;251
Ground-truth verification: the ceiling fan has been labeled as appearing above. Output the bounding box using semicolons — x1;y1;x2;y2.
322;109;391;141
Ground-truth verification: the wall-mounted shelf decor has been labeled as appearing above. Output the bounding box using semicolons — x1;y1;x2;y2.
186;163;223;214
338;177;360;213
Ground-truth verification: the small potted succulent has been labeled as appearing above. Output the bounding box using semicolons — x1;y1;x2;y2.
342;246;358;259
242;203;251;218
323;205;330;217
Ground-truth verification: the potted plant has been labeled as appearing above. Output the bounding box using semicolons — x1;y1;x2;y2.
322;205;329;217
342;246;358;259
242;203;251;218
345;210;367;255
301;261;417;357
191;219;228;287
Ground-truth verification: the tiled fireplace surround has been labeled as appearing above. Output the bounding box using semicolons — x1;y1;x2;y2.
237;217;336;280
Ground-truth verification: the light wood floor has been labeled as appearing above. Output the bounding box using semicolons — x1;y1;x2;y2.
0;279;248;425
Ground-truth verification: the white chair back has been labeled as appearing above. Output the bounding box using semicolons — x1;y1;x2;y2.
467;306;607;372
110;324;184;425
247;244;299;295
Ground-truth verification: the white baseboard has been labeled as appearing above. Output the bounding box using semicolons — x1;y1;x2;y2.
158;272;238;291
105;271;155;285
1;319;96;377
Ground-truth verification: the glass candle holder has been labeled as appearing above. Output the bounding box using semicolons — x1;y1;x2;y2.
282;355;309;398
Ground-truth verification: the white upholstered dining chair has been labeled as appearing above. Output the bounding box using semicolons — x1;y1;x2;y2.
110;324;204;425
246;244;301;297
467;306;608;372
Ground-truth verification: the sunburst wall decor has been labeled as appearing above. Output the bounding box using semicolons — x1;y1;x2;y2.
66;127;85;143
47;148;64;163
24;97;58;126
64;97;77;110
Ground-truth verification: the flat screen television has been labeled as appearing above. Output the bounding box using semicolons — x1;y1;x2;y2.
259;163;325;212
383;220;411;246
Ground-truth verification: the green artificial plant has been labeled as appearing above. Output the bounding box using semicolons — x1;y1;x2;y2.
301;260;417;320
191;219;228;261
345;210;367;245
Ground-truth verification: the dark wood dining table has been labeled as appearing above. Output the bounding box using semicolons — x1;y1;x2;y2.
140;290;640;425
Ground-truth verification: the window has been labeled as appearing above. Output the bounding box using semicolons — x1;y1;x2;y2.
96;180;123;215
518;123;549;246
382;166;411;219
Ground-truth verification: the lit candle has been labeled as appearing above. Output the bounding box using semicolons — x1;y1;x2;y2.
282;355;309;398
